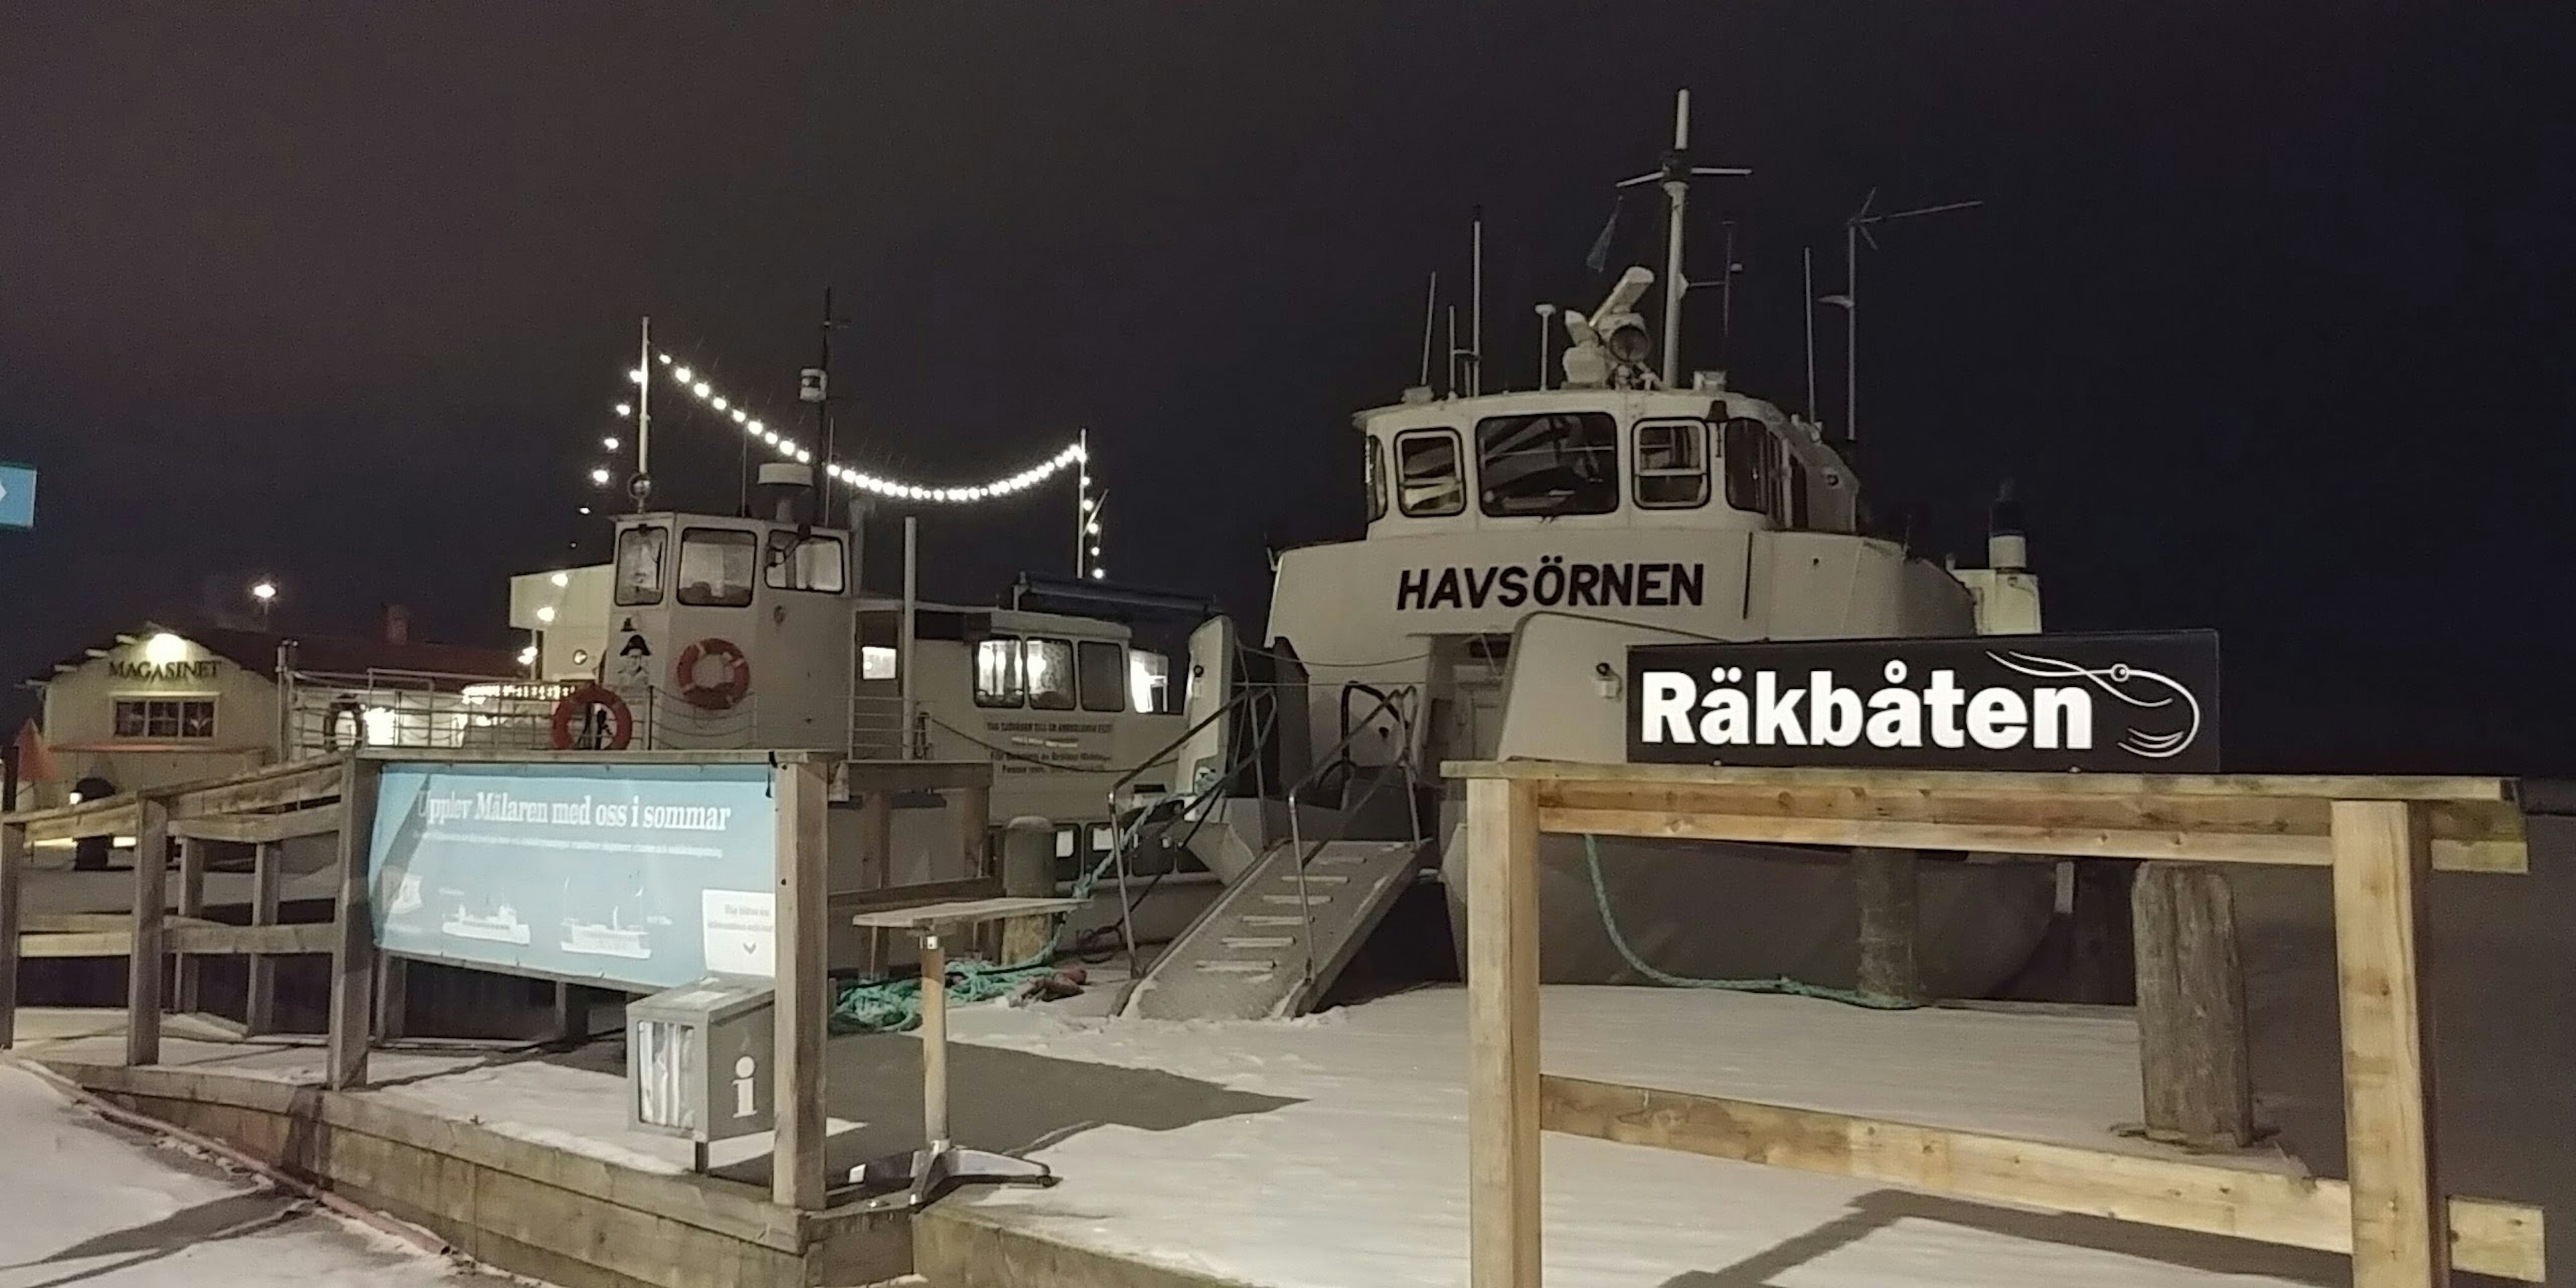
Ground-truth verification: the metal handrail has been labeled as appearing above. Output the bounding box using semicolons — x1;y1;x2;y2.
1102;684;1280;975
1283;686;1422;1002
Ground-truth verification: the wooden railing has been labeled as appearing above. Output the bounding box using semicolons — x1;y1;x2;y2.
1446;758;2544;1288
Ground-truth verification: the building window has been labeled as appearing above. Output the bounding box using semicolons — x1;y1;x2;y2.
614;525;667;606
1025;639;1077;711
1364;436;1387;523
1634;419;1711;509
1395;429;1465;517
1723;418;1773;515
763;531;846;593
975;637;1023;707
115;698;216;741
677;527;757;607
1077;640;1126;712
1477;412;1619;517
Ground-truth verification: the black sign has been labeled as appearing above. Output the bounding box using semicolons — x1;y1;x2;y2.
1627;630;2219;771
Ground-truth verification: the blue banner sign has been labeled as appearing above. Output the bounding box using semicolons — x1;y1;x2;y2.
368;761;778;990
0;462;34;530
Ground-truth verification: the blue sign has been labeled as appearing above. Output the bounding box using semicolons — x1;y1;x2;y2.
368;761;779;990
0;462;33;530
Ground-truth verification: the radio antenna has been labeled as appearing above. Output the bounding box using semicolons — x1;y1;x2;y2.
1831;189;1983;445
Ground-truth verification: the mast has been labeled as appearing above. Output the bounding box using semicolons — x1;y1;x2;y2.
1841;192;1984;447
1470;209;1485;396
1803;248;1819;424
1659;91;1689;388
1618;91;1749;389
634;315;652;511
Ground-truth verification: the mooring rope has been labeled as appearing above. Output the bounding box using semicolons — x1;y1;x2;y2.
1580;833;1920;1011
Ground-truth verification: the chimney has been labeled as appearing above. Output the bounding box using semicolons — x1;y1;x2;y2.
384;604;411;647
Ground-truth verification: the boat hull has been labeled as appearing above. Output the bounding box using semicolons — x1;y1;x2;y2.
1437;831;2055;997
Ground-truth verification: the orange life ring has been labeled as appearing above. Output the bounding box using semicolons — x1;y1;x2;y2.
674;638;752;711
551;684;634;750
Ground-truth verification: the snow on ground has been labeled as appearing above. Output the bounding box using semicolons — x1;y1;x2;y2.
942;985;2342;1288
0;1063;489;1288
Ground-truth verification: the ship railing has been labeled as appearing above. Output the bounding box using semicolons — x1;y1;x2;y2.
279;668;576;759
1097;684;1281;973
1282;688;1424;1000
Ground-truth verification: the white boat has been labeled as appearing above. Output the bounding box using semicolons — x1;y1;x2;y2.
443;904;533;946
1133;90;2055;1012
560;921;654;960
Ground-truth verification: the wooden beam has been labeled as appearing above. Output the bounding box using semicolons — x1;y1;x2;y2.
170;804;344;844
1851;847;1920;1004
2333;800;2448;1288
1466;776;1542;1288
126;798;170;1067
19;922;337;958
327;757;380;1090
174;837;208;1014
771;756;832;1210
0;823;23;1049
1538;1074;2541;1282
17;801;140;845
1532;804;2520;874
245;841;282;1036
166;760;345;820
1447;758;2518;803
2132;863;2253;1147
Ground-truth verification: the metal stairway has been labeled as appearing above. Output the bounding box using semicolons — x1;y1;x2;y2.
1121;837;1427;1021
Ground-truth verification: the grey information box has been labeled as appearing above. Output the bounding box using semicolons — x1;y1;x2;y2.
627;974;775;1154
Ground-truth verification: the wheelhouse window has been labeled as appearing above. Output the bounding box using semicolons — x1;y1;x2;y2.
1477;412;1618;517
763;531;846;593
1364;436;1387;522
1077;640;1126;712
677;528;757;607
613;525;667;606
974;637;1024;707
1395;429;1465;517
115;698;215;741
1025;639;1077;710
1634;419;1711;509
1722;418;1773;515
1130;649;1173;714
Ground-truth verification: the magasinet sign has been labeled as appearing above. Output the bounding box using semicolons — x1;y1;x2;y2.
1627;630;2220;772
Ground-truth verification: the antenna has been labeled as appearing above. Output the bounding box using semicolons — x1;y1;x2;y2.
1801;248;1818;424
1418;272;1439;388
1832;189;1983;445
1470;208;1485;396
1534;303;1558;390
1616;89;1750;387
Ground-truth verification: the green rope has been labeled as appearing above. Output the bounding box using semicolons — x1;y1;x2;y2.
1580;833;1919;1011
830;806;1161;1034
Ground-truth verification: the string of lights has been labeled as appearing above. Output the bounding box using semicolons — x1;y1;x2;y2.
602;351;1088;504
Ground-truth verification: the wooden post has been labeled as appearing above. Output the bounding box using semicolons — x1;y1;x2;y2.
2331;800;2447;1288
1851;847;1921;1003
955;781;994;960
0;822;24;1049
126;798;171;1067
174;836;207;1014
771;757;832;1210
327;758;381;1089
1000;817;1055;964
859;787;892;975
2131;863;2253;1147
243;841;282;1036
375;953;410;1040
551;981;585;1041
1465;776;1541;1288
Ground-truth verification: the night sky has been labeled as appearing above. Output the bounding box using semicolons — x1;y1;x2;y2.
3;3;2572;772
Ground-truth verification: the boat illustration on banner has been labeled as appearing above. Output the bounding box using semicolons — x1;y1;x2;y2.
388;873;424;916
442;903;532;945
561;916;654;959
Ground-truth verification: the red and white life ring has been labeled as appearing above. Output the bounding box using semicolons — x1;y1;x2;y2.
551;684;634;750
674;638;751;711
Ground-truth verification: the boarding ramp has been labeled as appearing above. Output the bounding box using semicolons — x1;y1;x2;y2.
1123;690;1428;1021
